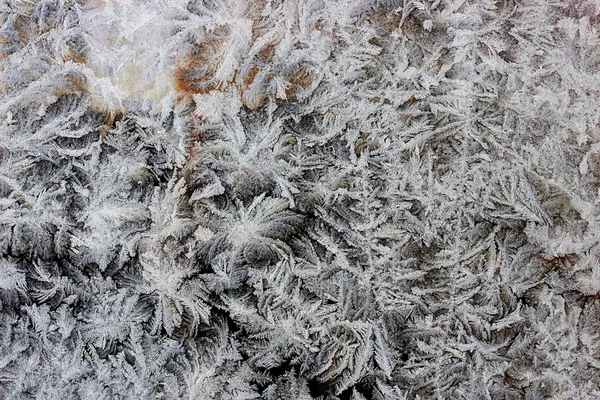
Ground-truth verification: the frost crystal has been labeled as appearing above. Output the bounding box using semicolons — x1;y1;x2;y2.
1;0;600;398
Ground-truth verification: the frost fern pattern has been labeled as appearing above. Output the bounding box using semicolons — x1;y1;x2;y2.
1;1;600;399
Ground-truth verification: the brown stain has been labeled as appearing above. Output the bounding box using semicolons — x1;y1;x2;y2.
190;114;204;142
557;2;600;26
216;63;270;111
257;43;276;61
61;36;87;65
14;15;34;46
589;153;600;179
0;21;7;73
174;24;232;98
174;39;226;96
176;1;323;113
354;132;381;154
39;73;124;138
242;66;261;87
242;87;268;111
367;9;402;37
3;3;160;140
0;16;31;71
97;110;125;138
61;49;87;65
46;74;87;100
248;0;270;40
102;110;122;126
179;1;324;147
0;31;8;45
237;66;270;110
538;253;579;269
285;64;313;100
395;14;423;40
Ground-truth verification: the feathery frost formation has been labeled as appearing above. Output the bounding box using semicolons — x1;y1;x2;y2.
1;0;600;398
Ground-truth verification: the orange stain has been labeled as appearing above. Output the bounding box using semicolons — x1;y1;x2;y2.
174;39;225;95
285;65;313;100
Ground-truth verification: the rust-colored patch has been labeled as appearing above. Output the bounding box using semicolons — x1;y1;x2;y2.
257;43;276;61
41;73;126;138
285;65;313;100
230;68;239;85
539;253;579;269
175;39;225;95
242;73;270;111
102;110;122;126
64;75;127;131
248;0;270;39
98;110;125;138
61;50;86;64
557;2;600;26
242;66;261;87
174;24;232;97
235;66;271;111
367;9;402;37
212;24;231;38
47;74;87;99
242;90;267;111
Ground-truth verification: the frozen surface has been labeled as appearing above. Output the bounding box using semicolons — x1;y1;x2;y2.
1;1;600;398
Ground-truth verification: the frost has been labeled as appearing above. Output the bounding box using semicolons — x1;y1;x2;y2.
1;0;600;398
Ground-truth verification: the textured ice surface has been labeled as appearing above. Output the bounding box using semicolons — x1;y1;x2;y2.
1;1;600;399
